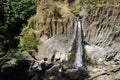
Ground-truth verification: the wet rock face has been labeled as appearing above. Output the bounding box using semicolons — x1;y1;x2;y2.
83;4;120;66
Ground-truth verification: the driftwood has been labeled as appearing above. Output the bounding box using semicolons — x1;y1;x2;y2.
88;67;120;80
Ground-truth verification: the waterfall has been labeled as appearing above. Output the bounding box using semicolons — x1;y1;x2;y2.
74;19;83;68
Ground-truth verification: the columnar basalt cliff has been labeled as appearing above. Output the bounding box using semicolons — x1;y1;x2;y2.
18;0;120;79
83;3;120;66
82;1;120;79
31;0;120;66
1;0;120;80
32;0;78;62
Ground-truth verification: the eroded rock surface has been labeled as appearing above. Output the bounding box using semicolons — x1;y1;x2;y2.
27;0;120;80
82;1;120;79
83;3;120;66
32;0;77;63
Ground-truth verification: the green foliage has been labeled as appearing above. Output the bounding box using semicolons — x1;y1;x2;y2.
27;16;38;29
13;16;39;60
66;49;76;64
19;16;39;53
2;0;36;24
99;0;109;4
70;9;80;16
19;32;38;51
51;3;61;19
0;0;36;52
7;48;31;60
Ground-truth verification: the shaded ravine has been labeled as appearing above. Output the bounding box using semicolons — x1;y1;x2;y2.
74;19;83;68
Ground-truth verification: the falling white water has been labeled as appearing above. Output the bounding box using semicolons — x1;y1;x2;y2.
74;19;83;68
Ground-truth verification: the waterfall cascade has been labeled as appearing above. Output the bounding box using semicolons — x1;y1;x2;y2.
74;19;83;68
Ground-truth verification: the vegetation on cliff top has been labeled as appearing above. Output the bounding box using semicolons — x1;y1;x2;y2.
51;3;62;19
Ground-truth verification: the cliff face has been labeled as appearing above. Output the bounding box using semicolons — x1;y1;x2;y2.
32;0;120;66
83;4;120;66
23;0;120;79
32;0;78;62
81;1;120;79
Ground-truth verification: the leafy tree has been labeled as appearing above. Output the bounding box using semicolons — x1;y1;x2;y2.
0;0;36;52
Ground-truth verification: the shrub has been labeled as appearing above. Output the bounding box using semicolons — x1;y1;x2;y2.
99;0;109;4
70;9;80;16
20;32;38;49
19;16;39;53
51;3;61;19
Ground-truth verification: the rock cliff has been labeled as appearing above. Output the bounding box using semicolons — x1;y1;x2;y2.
82;1;120;79
83;2;120;67
31;0;120;66
25;0;120;79
32;0;77;62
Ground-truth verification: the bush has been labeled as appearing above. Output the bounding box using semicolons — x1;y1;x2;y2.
20;33;37;48
19;16;39;53
51;3;61;19
19;29;38;52
70;9;80;16
99;0;109;4
2;0;36;24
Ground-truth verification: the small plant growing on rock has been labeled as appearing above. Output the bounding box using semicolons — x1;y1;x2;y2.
51;3;61;19
70;9;80;16
99;0;110;4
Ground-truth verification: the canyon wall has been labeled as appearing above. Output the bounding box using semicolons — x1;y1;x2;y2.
32;0;77;62
24;0;120;79
83;3;120;67
31;0;120;67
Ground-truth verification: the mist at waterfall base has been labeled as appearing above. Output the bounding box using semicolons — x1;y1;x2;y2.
74;19;83;68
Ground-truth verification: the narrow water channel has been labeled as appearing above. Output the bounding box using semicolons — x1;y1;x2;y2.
74;19;83;68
